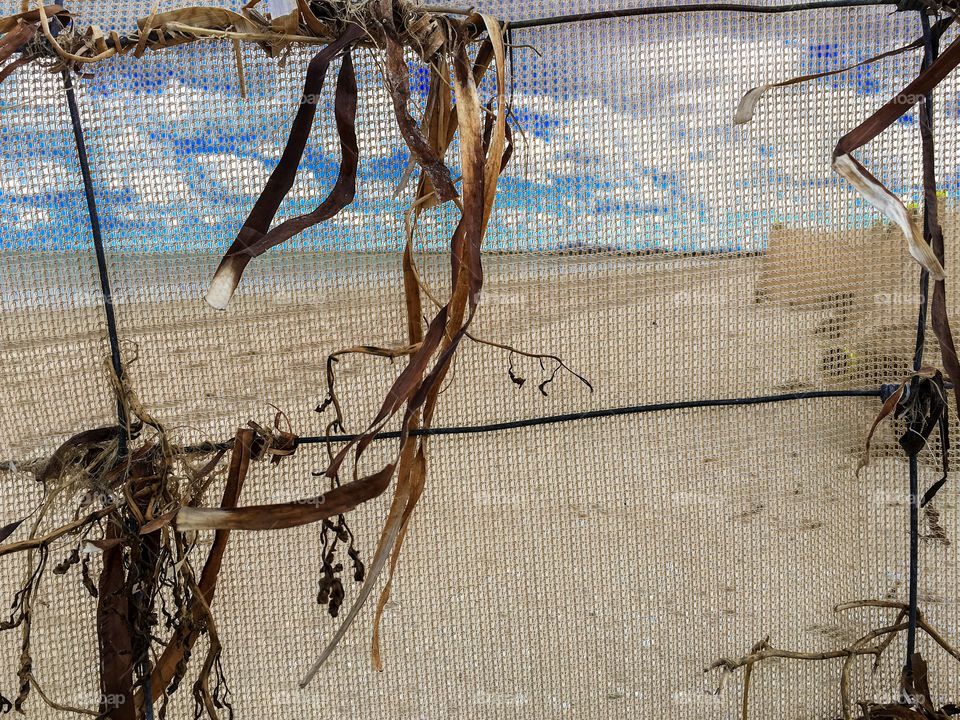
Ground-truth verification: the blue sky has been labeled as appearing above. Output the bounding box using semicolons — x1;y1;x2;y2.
0;12;954;258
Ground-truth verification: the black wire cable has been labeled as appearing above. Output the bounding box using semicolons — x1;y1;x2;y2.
505;0;899;29
294;388;882;444
904;7;939;678
62;70;129;458
170;389;887;456
180;388;882;453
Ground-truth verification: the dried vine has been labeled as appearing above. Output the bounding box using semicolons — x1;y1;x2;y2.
0;351;299;719
708;601;960;719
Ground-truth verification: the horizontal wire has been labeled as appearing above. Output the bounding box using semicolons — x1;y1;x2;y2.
505;0;901;29
290;387;882;446
165;388;885;457
0;388;883;468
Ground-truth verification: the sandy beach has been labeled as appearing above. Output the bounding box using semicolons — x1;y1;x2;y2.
0;247;958;719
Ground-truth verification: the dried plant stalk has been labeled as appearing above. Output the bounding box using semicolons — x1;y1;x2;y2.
709;601;960;720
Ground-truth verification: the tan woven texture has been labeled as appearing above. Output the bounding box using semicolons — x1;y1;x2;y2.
1;1;959;717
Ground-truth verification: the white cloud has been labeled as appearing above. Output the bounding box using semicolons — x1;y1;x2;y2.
0;158;70;197
13;205;48;231
200;153;270;194
103;164;189;206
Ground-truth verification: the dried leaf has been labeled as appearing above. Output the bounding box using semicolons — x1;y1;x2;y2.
383;28;458;203
139;509;177;534
0;519;23;544
218;52;358;273
0;19;37;85
96;528;135;720
0;23;35;65
299;18;511;682
918;84;960;428
858;383;904;475
84;537;125;552
0;55;32;85
138;6;261;35
299;457;412;686
902;652;935;713
175;462;396;532
370;445;426;672
857;705;929;719
296;0;329;35
921;476;949;508
206;26;364;309
833;154;944;280
0;5;65;35
895;371;946;457
832;28;960;280
734;18;953;125
38;425;119;483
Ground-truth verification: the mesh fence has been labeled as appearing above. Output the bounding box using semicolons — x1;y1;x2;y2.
1;1;959;718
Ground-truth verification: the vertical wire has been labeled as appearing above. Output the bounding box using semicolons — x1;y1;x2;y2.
905;6;939;675
62;69;128;455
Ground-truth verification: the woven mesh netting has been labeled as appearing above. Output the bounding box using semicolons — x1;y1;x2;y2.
1;1;959;718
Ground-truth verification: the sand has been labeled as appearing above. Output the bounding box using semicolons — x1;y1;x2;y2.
0;250;957;719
